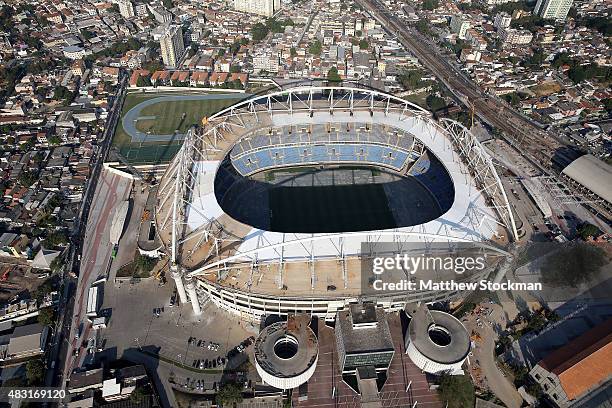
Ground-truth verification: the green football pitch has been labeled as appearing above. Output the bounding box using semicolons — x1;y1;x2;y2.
111;92;244;165
134;97;240;135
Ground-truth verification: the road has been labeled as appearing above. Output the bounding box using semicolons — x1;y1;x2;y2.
46;73;128;389
63;170;132;375
465;303;524;408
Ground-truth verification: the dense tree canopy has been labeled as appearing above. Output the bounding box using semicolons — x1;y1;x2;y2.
309;40;322;55
437;374;475;408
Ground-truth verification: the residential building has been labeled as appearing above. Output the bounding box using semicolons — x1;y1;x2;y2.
160;25;185;69
494;12;512;30
118;0;135;19
478;0;513;6
450;16;470;39
499;27;533;45
134;3;148;17
0;323;50;361
71;60;85;77
534;0;573;21
149;6;172;24
233;0;281;17
253;52;279;73
529;318;612;407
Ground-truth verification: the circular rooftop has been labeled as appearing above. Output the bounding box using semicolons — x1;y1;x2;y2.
253;316;319;390
408;310;470;365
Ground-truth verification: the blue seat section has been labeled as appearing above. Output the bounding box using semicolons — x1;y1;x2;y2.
408;153;454;212
231;143;413;175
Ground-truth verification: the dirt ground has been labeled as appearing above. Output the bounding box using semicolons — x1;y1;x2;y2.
0;261;50;303
529;81;562;97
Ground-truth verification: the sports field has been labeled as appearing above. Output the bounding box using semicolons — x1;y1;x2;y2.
112;92;245;165
134;97;239;135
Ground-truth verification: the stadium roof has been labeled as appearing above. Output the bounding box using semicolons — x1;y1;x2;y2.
562;154;612;204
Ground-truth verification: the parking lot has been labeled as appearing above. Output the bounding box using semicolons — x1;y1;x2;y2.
95;277;257;396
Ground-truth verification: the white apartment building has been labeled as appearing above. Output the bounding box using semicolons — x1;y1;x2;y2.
118;0;135;19
233;0;280;17
253;52;279;73
450;16;470;39
534;0;573;21
149;6;172;24
499;27;533;45
494;12;512;30
135;4;148;17
160;25;185;68
479;0;512;6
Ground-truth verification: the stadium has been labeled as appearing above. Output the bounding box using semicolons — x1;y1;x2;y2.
154;85;518;321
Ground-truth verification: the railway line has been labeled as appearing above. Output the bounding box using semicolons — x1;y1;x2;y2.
358;0;563;169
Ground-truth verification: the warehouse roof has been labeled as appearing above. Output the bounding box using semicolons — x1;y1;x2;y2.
562;154;612;204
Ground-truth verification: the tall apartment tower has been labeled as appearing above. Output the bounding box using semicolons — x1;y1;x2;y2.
233;0;280;17
118;0;135;19
159;25;185;69
534;0;573;21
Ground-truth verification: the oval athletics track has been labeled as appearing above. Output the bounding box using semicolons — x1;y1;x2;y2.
121;93;248;143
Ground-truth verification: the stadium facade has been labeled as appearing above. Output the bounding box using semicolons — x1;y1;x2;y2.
154;86;518;321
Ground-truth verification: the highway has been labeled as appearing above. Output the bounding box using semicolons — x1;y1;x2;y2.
357;0;562;168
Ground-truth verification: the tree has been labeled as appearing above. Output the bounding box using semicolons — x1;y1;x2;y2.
53;86;70;100
49;256;63;273
38;307;55;326
18;170;37;187
358;39;369;49
426;94;446;112
80;29;95;41
136;75;151;87
577;223;602;240
290;47;297;57
216;382;243;407
45;231;68;247
492;1;529;15
188;44;199;58
540;242;607;287
135;254;157;273
26;360;45;385
34;277;57;302
503;92;521;107
577;16;612;36
143;60;164;73
437;374;474;408
229;65;241;73
398;69;426;90
523;48;545;67
47;135;62;145
415;20;432;36
327;66;341;82
251;23;269;42
422;0;439;10
308;40;322;55
130;387;148;403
